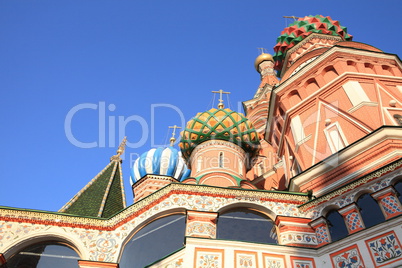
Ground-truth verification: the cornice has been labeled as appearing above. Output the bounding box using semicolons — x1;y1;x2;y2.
0;183;309;230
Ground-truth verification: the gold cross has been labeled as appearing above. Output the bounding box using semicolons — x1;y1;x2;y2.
169;125;182;146
257;47;267;54
283;16;301;20
211;89;231;109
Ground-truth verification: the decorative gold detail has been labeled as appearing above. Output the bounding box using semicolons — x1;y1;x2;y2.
169;125;181;146
110;137;127;162
255;52;274;71
212;89;231;109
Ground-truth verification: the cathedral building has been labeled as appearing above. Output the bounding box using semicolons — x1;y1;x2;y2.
1;15;402;268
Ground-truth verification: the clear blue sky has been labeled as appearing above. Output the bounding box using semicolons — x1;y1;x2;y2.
0;0;401;212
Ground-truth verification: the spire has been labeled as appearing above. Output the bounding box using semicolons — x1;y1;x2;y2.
212;89;230;109
169;125;181;146
59;138;127;218
110;136;127;162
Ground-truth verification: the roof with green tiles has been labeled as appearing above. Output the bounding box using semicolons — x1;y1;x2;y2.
59;159;126;218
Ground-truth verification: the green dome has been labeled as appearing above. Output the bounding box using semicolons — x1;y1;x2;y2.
179;108;260;160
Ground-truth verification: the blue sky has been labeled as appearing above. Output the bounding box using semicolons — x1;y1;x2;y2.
0;0;401;212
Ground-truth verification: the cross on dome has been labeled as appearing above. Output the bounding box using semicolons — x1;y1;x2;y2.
169;125;182;146
212;89;231;109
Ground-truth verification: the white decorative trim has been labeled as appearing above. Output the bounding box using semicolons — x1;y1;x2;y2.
323;122;348;154
348;101;378;113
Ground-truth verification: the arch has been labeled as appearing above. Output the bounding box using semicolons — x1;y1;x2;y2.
304;78;320;95
5;240;80;268
356;193;384;228
217;202;277;223
382;65;394;76
364;62;375;74
322;66;339;82
120;208;187;249
119;211;186;268
394;180;402;205
288;90;302;107
325;209;348;242
216;206;277;244
3;232;85;261
346;60;358;72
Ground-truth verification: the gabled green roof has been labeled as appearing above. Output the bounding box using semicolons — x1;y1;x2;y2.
59;155;127;218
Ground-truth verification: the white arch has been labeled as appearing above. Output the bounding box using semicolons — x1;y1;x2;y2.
3;230;87;261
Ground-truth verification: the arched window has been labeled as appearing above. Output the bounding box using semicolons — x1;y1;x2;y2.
120;214;186;268
356;193;384;228
219;152;224;168
217;208;277;244
6;242;80;268
326;209;348;242
395;181;402;204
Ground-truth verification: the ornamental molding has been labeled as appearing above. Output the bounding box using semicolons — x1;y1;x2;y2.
132;174;178;189
0;183;309;231
191;139;248;156
300;158;402;216
275;46;400;96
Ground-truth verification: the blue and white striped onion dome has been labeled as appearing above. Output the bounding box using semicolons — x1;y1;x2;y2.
130;147;191;184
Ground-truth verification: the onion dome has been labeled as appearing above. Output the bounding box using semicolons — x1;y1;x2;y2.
254;53;274;71
179;108;260;160
273;15;353;72
130;147;191;184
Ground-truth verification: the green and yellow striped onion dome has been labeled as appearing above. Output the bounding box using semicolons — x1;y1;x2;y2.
179;108;260;161
273;15;353;75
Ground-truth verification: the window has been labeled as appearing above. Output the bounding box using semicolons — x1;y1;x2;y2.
217;208;277;244
120;214;186;268
394;114;402;126
357;193;384;228
290;115;306;145
395;181;402;204
6;242;80;268
219;152;224;168
342;81;370;107
326;209;348;242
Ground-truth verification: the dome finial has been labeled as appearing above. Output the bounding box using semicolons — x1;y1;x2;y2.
212;89;231;109
169;125;182;146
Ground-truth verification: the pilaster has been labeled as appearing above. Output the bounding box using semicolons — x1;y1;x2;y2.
275;216;317;247
78;260;119;268
371;186;402;219
338;203;365;233
310;216;330;246
186;210;218;239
